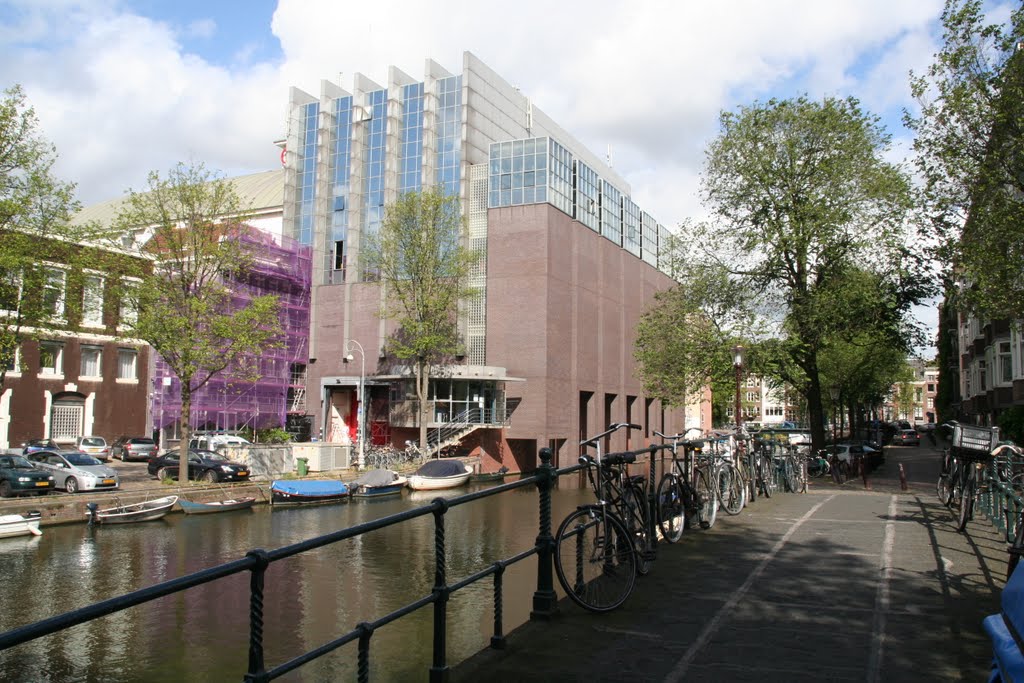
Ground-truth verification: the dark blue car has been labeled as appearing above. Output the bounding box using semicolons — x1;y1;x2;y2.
22;439;60;455
0;454;55;497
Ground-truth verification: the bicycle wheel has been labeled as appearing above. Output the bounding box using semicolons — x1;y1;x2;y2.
553;506;637;613
694;468;718;529
936;471;951;506
720;465;745;516
957;470;975;532
782;457;797;493
656;473;685;543
744;457;757;503
759;456;774;498
622;486;652;576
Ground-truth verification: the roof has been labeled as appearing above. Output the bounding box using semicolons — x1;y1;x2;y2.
72;169;284;228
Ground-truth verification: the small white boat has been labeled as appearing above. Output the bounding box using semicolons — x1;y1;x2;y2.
406;461;473;491
90;495;178;524
350;469;407;498
0;511;42;538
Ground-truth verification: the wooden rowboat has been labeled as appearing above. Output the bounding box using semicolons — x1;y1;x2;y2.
90;495;178;524
406;461;473;491
270;480;349;506
179;496;257;515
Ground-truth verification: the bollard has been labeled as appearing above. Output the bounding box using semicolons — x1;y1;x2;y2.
860;457;870;490
899;463;908;491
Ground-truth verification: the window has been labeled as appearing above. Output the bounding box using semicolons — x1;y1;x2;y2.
746;391;758;403
0;268;20;314
82;274;104;327
39;341;63;376
117;348;137;380
2;348;19;375
118;280;139;329
1001;341;1013;384
80;345;102;378
927;383;936;392
42;268;66;320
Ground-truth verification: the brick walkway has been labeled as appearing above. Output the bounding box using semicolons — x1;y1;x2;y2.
452;441;1004;682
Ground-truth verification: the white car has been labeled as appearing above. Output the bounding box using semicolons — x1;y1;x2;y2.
832;443;879;464
75;436;110;461
27;450;119;493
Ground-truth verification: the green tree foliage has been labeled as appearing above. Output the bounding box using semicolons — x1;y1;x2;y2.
676;96;930;449
113;163;282;481
906;0;1024;318
635;256;754;408
0;85;88;387
361;187;479;450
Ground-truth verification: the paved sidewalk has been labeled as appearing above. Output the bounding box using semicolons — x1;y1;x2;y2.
452;443;1005;682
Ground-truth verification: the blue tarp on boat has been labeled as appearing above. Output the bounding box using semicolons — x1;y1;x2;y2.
271;480;349;496
413;460;466;477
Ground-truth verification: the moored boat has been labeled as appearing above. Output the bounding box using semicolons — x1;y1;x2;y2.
89;495;178;524
349;470;407;498
470;465;510;482
406;461;473;491
0;511;42;538
270;480;349;506
179;496;257;515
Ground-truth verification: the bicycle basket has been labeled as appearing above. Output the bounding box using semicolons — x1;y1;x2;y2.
951;424;1000;460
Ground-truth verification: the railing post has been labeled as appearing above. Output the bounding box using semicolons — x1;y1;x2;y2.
491;562;507;649
244;548;271;683
430;500;450;683
357;622;373;683
531;447;558;620
646;445;657;563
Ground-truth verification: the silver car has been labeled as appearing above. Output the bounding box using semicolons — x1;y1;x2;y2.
27;450;119;493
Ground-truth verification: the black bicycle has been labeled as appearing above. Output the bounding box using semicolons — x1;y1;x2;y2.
553;423;655;612
653;428;717;543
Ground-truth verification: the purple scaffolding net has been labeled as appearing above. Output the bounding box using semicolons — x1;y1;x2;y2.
152;229;311;432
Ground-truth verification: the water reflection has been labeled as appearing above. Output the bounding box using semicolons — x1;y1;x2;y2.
0;483;590;682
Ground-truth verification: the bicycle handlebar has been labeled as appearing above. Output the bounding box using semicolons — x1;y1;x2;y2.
580;422;642;448
579;452;637;467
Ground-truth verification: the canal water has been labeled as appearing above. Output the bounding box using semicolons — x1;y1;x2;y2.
0;480;591;682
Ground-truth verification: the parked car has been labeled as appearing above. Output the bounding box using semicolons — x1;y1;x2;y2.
147;449;251;483
832;443;880;467
110;436;158;462
188;433;252;452
0;454;55;497
27;450;119;493
896;429;921;446
75;436;110;461
22;439;60;455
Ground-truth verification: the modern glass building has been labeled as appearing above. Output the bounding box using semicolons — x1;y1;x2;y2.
284;52;704;470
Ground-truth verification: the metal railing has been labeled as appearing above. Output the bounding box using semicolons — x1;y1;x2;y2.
0;448;571;683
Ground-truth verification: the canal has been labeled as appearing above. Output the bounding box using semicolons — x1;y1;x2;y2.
0;480;591;682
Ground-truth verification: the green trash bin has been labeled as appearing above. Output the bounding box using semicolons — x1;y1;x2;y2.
296;457;309;477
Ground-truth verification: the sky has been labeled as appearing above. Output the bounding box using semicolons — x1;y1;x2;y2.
0;0;1014;353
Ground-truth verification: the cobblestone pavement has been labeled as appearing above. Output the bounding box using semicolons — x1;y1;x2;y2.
453;440;1004;682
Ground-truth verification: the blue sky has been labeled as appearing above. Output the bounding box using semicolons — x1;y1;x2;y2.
0;0;1015;353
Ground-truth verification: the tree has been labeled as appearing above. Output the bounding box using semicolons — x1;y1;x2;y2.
112;163;282;482
680;96;931;450
361;187;479;451
906;0;1024;319
0;85;87;387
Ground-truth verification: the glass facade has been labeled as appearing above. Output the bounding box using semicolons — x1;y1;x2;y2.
623;198;641;258
574;161;600;233
548;139;573;217
399;83;424;194
329;96;353;276
296;102;319;246
362;89;388;278
641;212;659;266
436;76;462;196
488;137;548;208
600;180;622;245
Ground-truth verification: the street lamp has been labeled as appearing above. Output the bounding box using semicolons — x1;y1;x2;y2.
344;339;365;470
732;345;744;431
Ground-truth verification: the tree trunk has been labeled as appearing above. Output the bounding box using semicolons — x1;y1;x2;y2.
416;359;429;455
179;382;191;484
804;360;827;452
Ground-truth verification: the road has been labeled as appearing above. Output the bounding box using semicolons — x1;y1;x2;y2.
453;439;1006;682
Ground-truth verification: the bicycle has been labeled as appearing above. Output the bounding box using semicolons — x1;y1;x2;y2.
706;434;745;515
653;428;718;543
807;450;831;479
553;423;654;612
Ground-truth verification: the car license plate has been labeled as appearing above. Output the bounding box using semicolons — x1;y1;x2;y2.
238;471;248;477
35;481;48;487
102;479;115;485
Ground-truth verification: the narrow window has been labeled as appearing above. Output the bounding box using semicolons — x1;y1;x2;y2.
39;341;64;376
117;348;137;380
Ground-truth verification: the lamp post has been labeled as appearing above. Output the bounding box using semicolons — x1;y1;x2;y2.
732;345;744;431
344;339;365;470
